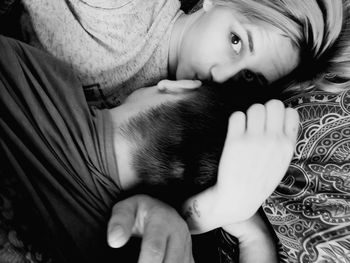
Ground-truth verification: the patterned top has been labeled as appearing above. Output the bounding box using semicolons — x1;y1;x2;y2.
21;0;183;108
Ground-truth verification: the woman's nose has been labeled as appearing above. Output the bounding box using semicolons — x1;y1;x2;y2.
210;64;240;83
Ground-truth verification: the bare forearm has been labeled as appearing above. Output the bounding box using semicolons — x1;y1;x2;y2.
223;212;279;263
238;236;278;263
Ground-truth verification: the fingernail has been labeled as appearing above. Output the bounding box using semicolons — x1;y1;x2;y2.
108;225;124;247
111;225;124;238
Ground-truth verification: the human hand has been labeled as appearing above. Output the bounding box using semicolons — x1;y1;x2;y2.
183;99;299;233
107;195;194;263
212;100;299;223
157;79;202;93
214;100;299;222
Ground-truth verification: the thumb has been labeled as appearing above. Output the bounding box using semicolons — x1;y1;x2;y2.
107;199;138;248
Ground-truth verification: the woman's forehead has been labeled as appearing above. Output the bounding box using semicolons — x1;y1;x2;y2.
246;24;300;82
216;0;301;45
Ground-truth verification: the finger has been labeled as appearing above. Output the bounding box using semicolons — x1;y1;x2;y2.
157;79;202;93
163;231;193;263
183;234;195;263
107;200;137;248
284;107;300;143
174;79;202;89
183;237;195;263
227;111;246;139
138;222;167;263
157;79;173;92
163;236;183;263
246;103;265;134
265;100;285;133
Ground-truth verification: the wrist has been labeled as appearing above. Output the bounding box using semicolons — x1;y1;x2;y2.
182;187;217;234
223;213;273;243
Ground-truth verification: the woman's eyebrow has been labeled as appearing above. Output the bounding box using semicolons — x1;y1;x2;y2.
247;30;254;53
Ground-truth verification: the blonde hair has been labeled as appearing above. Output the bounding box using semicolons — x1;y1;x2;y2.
210;0;350;93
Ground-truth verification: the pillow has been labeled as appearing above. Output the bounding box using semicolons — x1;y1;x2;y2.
263;89;350;262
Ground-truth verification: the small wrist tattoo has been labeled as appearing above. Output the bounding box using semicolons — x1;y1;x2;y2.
184;199;200;220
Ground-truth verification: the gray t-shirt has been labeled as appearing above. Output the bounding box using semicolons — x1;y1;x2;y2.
21;0;183;107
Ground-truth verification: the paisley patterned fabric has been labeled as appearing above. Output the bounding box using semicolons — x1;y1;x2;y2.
263;89;350;263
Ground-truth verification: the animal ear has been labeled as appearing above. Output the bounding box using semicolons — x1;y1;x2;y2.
203;0;214;12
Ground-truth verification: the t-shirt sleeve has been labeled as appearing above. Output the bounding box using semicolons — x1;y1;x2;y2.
0;35;122;262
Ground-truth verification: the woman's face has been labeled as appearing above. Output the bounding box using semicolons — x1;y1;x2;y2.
176;4;300;87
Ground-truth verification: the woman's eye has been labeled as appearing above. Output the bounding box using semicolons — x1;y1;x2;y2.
230;33;242;55
242;70;256;82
